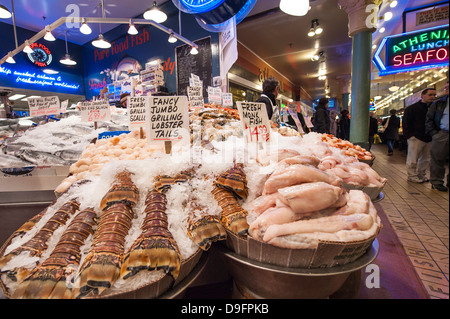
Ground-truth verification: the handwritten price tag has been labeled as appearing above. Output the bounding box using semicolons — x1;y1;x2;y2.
80;100;111;123
237;101;271;144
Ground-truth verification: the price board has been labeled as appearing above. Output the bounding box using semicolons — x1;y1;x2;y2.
236;101;271;143
28;96;60;117
79;100;111;123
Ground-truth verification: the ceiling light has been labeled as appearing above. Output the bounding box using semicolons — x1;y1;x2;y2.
318;75;327;80
42;69;59;75
190;46;198;55
280;0;310;17
379;27;385;33
374;95;382;100
372;44;377;50
6;53;15;64
308;28;316;37
80;19;92;35
60;54;77;66
315;24;323;35
128;20;138;35
389;85;400;92
0;5;12;19
390;1;398;8
384;12;393;21
168;32;177;43
8;94;26;101
23;40;34;54
92;33;111;49
144;2;167;23
44;26;56;41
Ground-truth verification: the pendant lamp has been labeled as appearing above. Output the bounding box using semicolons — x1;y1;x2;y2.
280;0;309;17
0;4;12;19
144;2;167;23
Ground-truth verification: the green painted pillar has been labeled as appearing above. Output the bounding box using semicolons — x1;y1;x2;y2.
342;93;350;111
349;30;372;149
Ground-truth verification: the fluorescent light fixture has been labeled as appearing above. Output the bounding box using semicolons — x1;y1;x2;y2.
0;4;12;19
22;95;41;101
389;85;400;92
92;34;111;49
280;0;309;17
80;20;92;35
44;26;56;41
23;40;34;54
8;94;26;101
60;54;77;66
384;12;393;21
144;2;167;23
128;21;138;35
190;46;198;55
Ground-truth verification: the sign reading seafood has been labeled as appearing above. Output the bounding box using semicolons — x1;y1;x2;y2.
236;101;271;143
79;100;112;123
146;96;189;143
128;96;147;129
27;96;61;117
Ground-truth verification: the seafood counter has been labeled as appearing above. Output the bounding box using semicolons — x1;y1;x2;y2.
0;106;385;299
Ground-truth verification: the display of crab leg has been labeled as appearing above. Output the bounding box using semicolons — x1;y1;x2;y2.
12;208;98;299
0;199;80;282
212;185;249;237
187;200;227;251
99;170;140;211
75;202;134;298
121;190;181;280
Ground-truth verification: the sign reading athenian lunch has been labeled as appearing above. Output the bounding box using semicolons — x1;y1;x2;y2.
236;101;271;143
79;100;111;123
187;86;204;109
146;96;189;143
128;96;147;129
28;96;60;116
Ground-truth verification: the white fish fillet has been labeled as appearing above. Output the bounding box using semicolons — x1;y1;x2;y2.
277;182;343;214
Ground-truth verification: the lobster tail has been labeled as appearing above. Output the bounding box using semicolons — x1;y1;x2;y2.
121;190;181;280
187;213;227;251
100;170;140;211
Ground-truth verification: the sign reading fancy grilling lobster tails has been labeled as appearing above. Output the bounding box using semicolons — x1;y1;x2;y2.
374;24;449;75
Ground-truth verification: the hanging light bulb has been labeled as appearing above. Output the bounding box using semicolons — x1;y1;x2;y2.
92;33;111;49
308;27;315;37
390;0;398;8
23;40;34;54
6;53;15;64
0;4;12;19
190;46;198;55
315;21;323;35
384;12;393;21
60;54;77;66
280;0;309;17
168;31;177;43
144;2;167;23
80;19;92;35
128;21;139;35
44;26;56;41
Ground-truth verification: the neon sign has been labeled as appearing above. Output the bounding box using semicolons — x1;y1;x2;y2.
27;43;53;67
374;24;449;76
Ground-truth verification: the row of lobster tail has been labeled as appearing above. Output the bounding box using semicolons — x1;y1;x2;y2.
12;208;98;299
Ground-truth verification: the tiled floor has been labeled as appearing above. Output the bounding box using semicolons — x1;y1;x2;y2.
369;143;449;299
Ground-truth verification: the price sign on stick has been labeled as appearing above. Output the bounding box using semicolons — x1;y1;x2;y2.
222;93;233;107
28;96;61;117
80;100;111;123
146;96;189;153
128;96;147;128
288;103;305;135
236;101;271;143
187;86;204;109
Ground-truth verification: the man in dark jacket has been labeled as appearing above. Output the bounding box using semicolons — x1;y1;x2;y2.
368;112;378;151
403;88;436;183
313;98;330;134
383;109;401;156
425;81;449;192
256;78;280;127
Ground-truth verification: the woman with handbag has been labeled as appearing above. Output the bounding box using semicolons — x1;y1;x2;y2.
382;109;401;156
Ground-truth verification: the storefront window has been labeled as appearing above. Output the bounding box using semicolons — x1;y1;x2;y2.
229;82;260;109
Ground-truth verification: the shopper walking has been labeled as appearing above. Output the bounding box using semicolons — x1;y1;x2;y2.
383;109;401;156
425;81;449;192
256;77;281;127
313;97;330;134
338;109;350;140
368;112;378;151
403;88;436;183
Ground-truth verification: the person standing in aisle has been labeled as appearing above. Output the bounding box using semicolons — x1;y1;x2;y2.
383;109;401;156
403;88;436;183
256;77;281;127
338;109;350;140
368;112;378;151
313;97;330;134
425;81;449;192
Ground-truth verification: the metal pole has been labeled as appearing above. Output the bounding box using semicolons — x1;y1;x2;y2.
11;0;18;48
